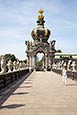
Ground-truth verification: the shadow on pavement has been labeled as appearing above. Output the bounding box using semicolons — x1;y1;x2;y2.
0;72;31;106
66;83;77;86
19;86;32;88
0;104;26;109
23;81;32;84
12;92;29;95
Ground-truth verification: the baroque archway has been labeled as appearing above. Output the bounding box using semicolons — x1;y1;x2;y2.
25;9;56;71
35;52;44;70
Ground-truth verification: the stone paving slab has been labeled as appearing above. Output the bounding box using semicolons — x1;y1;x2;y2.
0;71;77;115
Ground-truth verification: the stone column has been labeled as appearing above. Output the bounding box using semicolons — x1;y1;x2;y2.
33;55;36;70
42;59;45;68
32;56;34;67
48;55;51;68
28;54;32;67
45;54;48;70
51;54;55;67
35;55;36;68
32;55;35;67
27;56;29;67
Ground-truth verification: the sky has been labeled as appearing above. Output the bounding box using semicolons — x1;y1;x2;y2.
0;0;77;60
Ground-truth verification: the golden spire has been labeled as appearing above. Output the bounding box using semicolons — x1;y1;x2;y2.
38;9;43;14
38;9;44;19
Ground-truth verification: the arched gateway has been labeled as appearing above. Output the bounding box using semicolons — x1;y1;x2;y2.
25;9;56;71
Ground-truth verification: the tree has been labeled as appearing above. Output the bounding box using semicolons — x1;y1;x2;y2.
4;54;17;63
23;59;27;64
36;60;43;67
56;49;62;53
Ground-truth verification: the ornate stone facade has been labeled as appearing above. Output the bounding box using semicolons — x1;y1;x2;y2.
25;9;56;70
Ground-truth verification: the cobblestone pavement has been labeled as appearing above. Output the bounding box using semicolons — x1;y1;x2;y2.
0;71;77;115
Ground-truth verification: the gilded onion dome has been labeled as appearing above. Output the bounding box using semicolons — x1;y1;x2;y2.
31;9;51;42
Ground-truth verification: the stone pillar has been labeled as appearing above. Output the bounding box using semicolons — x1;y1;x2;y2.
32;55;35;67
48;55;51;68
29;55;32;67
34;55;37;69
42;59;45;68
51;54;55;67
27;56;29;67
33;55;36;70
32;56;34;67
45;54;48;70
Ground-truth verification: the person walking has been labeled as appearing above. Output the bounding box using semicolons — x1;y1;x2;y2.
62;64;67;85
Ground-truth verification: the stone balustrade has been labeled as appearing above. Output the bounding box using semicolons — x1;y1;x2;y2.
0;56;33;90
0;68;29;89
52;68;77;80
52;60;77;80
52;60;77;71
0;56;28;74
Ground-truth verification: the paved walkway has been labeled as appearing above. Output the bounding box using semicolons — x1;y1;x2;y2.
0;71;77;115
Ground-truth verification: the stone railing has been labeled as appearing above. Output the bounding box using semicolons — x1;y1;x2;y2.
52;68;77;80
52;60;77;80
0;56;28;74
0;56;33;90
0;68;30;89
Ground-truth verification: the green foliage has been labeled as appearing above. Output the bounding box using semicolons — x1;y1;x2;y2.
36;60;43;67
4;54;17;63
23;59;27;64
56;49;62;53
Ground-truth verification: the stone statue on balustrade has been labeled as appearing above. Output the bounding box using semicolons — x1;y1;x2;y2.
71;61;76;72
16;60;20;70
13;61;17;71
67;60;72;71
0;56;6;74
58;61;62;69
7;60;13;72
19;62;23;70
22;62;26;68
50;40;56;50
25;41;31;50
